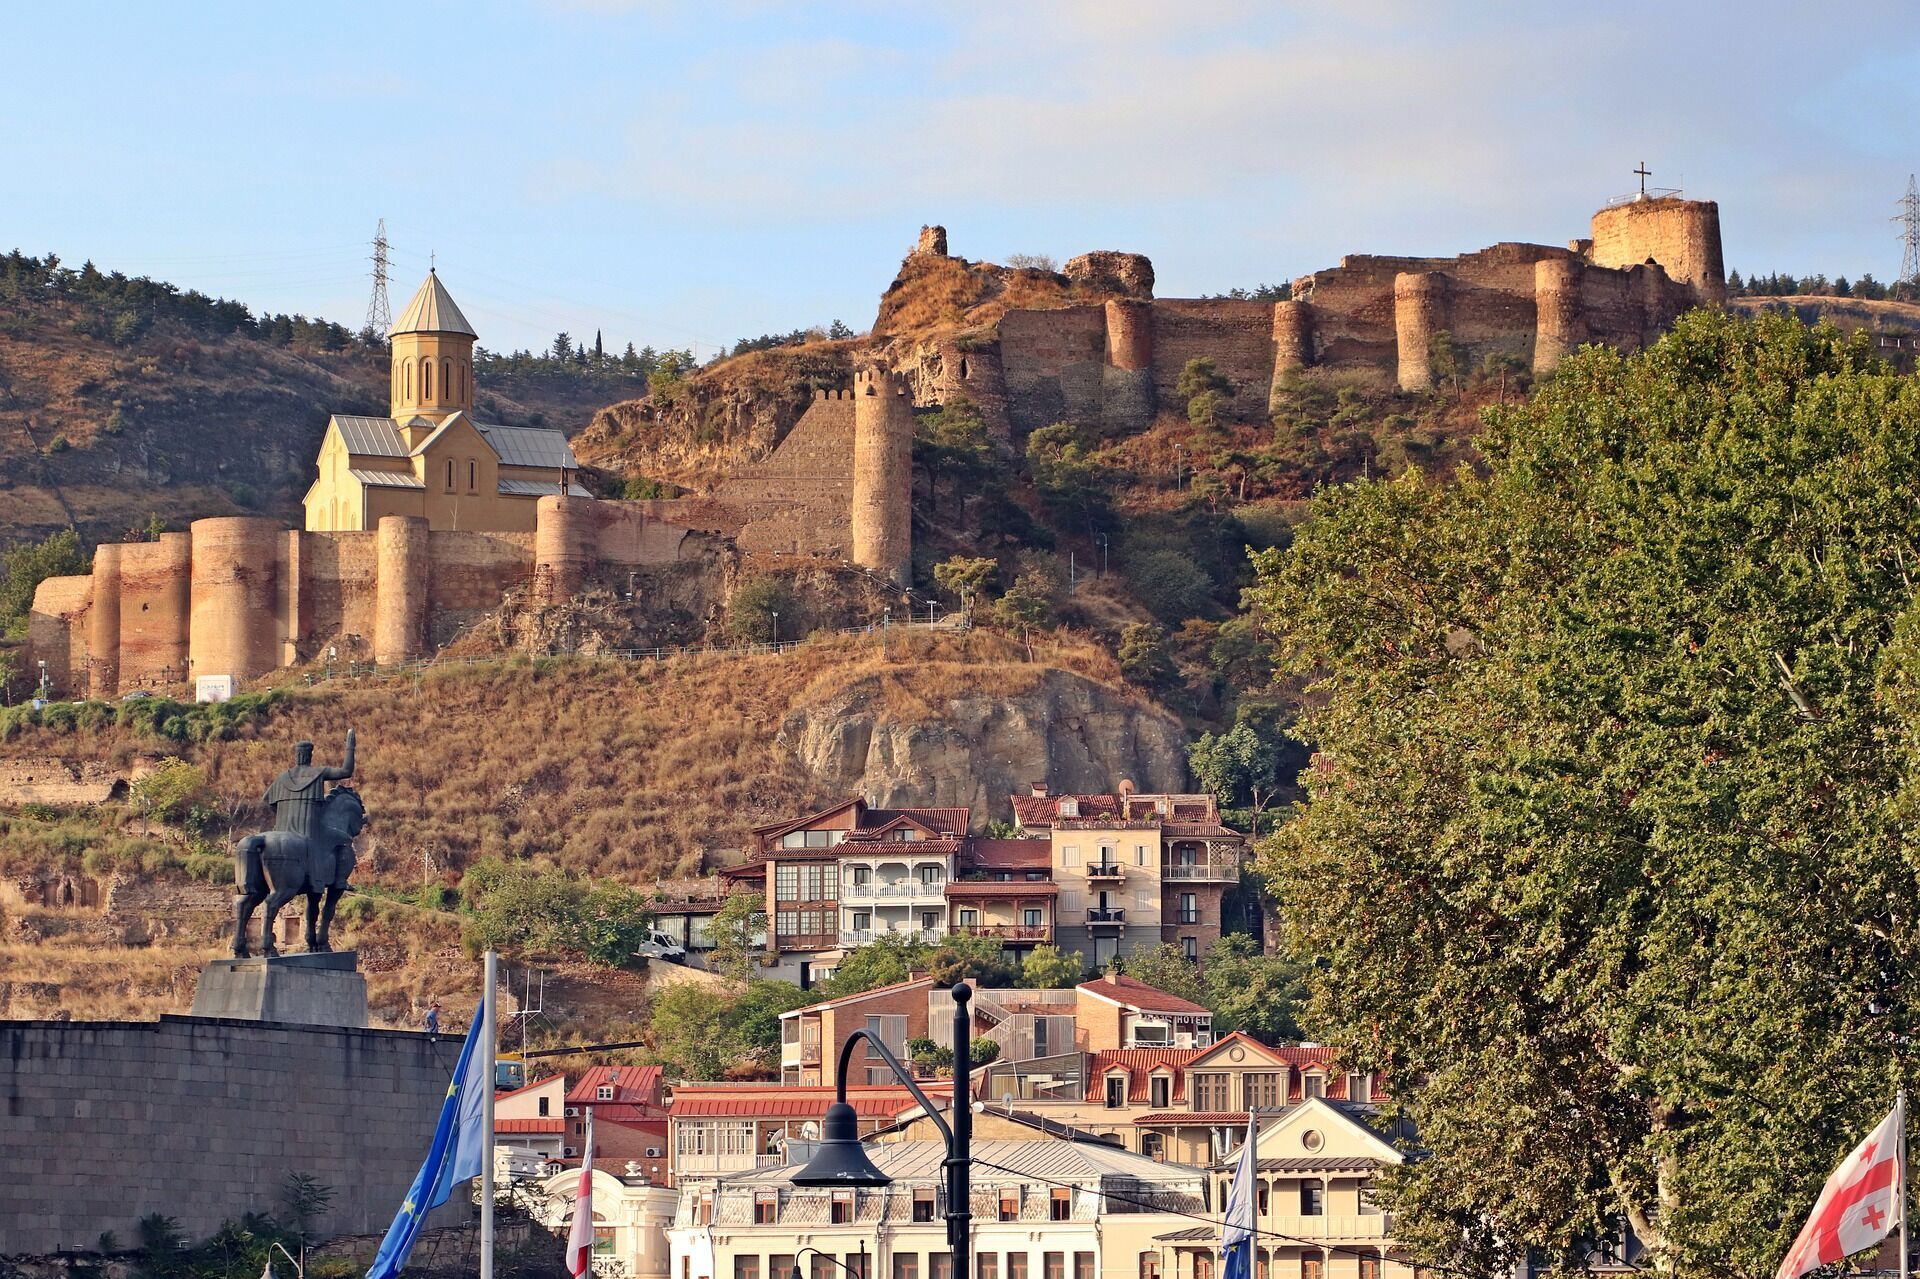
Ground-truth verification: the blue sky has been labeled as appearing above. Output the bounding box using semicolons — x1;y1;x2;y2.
5;1;1919;358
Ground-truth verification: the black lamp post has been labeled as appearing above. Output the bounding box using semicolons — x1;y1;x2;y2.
794;982;973;1279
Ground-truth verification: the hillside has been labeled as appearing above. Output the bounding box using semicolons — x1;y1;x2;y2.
0;629;1184;1028
0;254;653;541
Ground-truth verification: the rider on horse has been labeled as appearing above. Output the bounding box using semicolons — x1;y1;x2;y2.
265;729;355;844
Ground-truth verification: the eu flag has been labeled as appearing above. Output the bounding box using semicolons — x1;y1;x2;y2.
367;1004;491;1279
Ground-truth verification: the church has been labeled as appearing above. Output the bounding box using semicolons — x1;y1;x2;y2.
302;271;587;533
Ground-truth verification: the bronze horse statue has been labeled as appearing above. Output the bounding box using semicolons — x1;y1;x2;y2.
232;785;364;957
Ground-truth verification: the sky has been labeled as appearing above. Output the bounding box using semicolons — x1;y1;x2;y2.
5;1;1919;359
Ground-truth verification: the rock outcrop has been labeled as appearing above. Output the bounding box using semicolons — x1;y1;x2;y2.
776;666;1188;822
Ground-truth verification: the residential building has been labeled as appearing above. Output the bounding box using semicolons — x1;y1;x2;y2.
1074;976;1215;1051
527;1164;678;1279
777;975;940;1087
495;1066;669;1175
1011;784;1245;968
946;838;1057;960
667;1084;951;1183
666;1137;1209;1279
495;1073;570;1166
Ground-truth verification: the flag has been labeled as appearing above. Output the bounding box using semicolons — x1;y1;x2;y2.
367;999;493;1279
1775;1097;1905;1279
1222;1115;1258;1279
567;1107;597;1278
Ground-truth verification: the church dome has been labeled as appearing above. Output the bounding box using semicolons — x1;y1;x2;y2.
391;269;477;338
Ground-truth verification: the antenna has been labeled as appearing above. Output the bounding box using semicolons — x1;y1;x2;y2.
1897;176;1920;286
366;218;392;336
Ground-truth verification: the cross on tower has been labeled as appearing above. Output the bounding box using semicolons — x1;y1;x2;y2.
1634;163;1652;196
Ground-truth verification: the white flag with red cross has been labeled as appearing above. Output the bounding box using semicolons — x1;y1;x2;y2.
1775;1098;1905;1279
567;1107;596;1279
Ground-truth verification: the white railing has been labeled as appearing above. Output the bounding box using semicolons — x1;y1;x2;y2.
842;880;947;903
839;928;944;947
1263;1214;1392;1240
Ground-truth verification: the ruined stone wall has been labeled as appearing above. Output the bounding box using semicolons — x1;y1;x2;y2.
291;530;380;662
1147;298;1276;418
531;498;688;602
709;392;861;557
1590;197;1726;303
998;305;1108;434
427;531;534;646
115;535;192;690
25;575;90;697
0;1017;466;1254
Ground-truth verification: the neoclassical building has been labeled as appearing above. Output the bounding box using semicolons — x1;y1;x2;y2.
303;271;586;533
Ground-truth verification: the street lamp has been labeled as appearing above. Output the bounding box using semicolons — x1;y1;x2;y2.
259;1240;304;1279
794;983;972;1279
770;610;779;644
793;1244;868;1279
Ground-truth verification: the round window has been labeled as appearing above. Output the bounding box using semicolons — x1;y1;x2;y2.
1302;1129;1324;1152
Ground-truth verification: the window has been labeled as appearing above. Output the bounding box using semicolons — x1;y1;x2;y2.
851;865;872;886
847;1256;870;1279
773;1257;794;1279
423;359;432;399
919;864;942;885
1150;1075;1171;1109
1179;892;1197;924
1347;1072;1370;1102
1194;1258;1213;1279
867;1015;908;1060
1256;1180;1271;1215
1074;1255;1094;1279
897;827;921;842
978;1256;999;1279
914;1188;937;1222
1301;1256;1323;1279
737;1259;761;1279
1141;1132;1165;1161
1358;1181;1379;1215
932;1256;953;1279
468;459;477;491
1357;1256;1380;1279
1244;1073;1282;1110
1050;1188;1071;1221
1024;870;1047;881
1135;843;1148;865
1302;1073;1325;1099
574;1121;584;1136
895;1257;920;1279
597;1085;616;1101
774;863;839;902
1256;1258;1268;1279
1044;1255;1064;1279
852;911;871;931
921;910;941;931
442;359;452;400
1061;844;1080;867
959;909;979;927
446;459;455;489
1193;1073;1230;1110
1181;936;1198;961
831;1190;854;1223
696;1192;713;1224
754;1192;778;1224
999;1190;1020;1221
594;1229;615;1257
1139;1255;1160;1279
1024;908;1044;928
1009;1257;1029;1279
1105;1075;1128;1108
538;1097;550;1116
1300;1179;1325;1216
813;1256;835;1279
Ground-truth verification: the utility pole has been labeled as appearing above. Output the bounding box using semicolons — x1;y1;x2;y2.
367;219;392;337
1897;176;1920;286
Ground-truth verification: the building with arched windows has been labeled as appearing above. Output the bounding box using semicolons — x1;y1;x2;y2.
302;271;587;533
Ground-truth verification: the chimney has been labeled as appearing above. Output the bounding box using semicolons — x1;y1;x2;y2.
1118;778;1135;799
1030;782;1050;797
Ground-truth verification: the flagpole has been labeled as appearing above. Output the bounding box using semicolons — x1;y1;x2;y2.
482;949;498;1279
1900;1088;1909;1279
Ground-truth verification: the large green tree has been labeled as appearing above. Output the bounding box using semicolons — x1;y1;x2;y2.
1250;312;1920;1278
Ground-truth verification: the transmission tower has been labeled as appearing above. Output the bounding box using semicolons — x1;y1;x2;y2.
1897;176;1920;285
366;218;392;335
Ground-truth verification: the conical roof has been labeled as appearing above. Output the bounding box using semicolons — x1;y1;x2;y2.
391;269;477;337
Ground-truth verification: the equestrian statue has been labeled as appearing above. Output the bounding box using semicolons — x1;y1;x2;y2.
233;728;364;957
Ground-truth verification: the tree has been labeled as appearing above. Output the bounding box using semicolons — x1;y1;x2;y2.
828;320;855;340
460;859;655;967
1248;311;1920;1277
1176;357;1232;408
1199;934;1303;1043
1020;944;1085;988
0;529;89;638
933;555;997;616
927;930;1015;987
129;757;208;833
820;934;925;998
551;332;573;363
646;981;736;1079
1111;943;1203;1004
989;571;1057;655
1187;703;1297;834
1128;549;1213;623
726;576;799;644
916;398;994;516
279;1172;335;1250
1426;329;1461;395
1117;622;1178;692
1025;422;1105;516
969;1035;1002;1065
708;890;766;983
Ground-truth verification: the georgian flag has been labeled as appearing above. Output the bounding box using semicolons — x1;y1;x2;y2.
1775;1098;1905;1279
567;1106;597;1279
1221;1116;1258;1279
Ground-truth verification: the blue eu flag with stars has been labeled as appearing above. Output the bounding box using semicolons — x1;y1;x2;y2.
367;1004;491;1279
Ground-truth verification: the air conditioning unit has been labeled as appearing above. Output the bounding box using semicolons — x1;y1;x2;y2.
564;1107;580;1117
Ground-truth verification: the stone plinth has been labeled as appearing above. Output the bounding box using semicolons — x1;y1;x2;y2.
192;951;369;1027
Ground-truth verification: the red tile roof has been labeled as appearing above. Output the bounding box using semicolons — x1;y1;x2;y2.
567;1064;665;1108
1134;1110;1249;1126
496;1118;567;1134
963;839;1052;870
1084;1047;1206;1102
1077;974;1211;1015
1162;822;1243;839
669;1085;950;1121
945;879;1057;898
779;973;935;1014
1009;793;1122;828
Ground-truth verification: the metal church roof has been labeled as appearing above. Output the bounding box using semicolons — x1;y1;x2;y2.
350;468;424;489
391;269;478;337
478;421;580;469
332;415;408;456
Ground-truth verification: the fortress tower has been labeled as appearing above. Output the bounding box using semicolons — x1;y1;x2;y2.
851;368;914;585
388;269;477;449
1588;197;1725;305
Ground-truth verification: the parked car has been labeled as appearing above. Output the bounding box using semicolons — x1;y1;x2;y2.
633;930;687;963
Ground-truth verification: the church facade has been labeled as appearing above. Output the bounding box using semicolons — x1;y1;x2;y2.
302;272;587;534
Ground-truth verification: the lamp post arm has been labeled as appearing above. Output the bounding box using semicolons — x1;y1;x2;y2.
834;1029;954;1147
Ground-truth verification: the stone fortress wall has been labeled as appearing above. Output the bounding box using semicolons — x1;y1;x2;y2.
0;1016;467;1255
947;196;1724;434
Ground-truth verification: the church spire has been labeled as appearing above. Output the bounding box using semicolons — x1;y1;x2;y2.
389;269;477;434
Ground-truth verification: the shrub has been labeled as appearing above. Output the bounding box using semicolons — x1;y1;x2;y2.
460;858;655;967
1128;550;1214;623
725;575;799;644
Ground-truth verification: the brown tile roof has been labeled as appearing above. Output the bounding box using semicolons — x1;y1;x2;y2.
1162;822;1244;839
963;839;1052;870
669;1084;949;1120
1084;1047;1205;1102
1009;793;1122;828
865;808;970;836
945;879;1058;898
779;973;935;1014
1134;1110;1249;1126
1077;973;1211;1015
497;1117;566;1134
568;1065;665;1109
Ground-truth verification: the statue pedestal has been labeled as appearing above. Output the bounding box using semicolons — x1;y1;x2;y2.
191;951;369;1028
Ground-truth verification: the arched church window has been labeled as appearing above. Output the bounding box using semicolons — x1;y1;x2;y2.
423;359;433;400
468;459;477;491
443;359;453;403
446;459;454;489
405;363;412;399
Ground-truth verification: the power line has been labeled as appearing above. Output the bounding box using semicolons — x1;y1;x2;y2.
367;218;392;336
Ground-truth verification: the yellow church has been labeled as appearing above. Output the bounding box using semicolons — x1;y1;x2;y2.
302;270;586;533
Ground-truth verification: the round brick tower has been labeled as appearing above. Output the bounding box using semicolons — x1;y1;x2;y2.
374;515;432;665
851;368;913;585
87;544;122;699
1101;299;1156;432
533;495;600;604
1394;271;1452;392
1532;258;1586;374
188;517;282;685
1588;197;1726;305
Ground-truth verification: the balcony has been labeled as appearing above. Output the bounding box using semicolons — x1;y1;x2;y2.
1162;846;1241;882
839;927;944;948
841;879;948;905
959;923;1052;942
1085;862;1126;883
1086;907;1126;930
1263;1214;1393;1241
672;1152;788;1177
